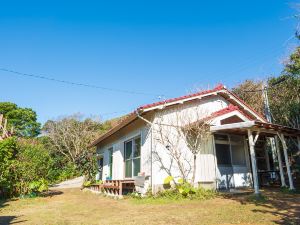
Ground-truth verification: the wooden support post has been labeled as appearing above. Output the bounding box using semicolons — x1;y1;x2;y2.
275;137;286;187
278;133;295;190
247;129;260;194
265;146;271;171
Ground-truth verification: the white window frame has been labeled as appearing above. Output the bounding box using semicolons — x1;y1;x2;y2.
124;135;141;179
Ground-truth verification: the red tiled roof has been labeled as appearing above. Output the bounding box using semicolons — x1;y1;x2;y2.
90;84;266;147
138;84;225;110
208;104;253;121
224;88;267;122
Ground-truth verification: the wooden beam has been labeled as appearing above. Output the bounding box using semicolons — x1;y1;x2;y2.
247;129;260;194
275;137;286;187
210;121;255;132
278;133;295;190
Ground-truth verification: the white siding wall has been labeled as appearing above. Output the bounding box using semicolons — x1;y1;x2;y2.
96;95;253;192
150;96;229;189
196;135;217;183
96;126;149;180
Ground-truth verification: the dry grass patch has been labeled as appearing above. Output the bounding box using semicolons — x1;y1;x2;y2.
0;188;299;225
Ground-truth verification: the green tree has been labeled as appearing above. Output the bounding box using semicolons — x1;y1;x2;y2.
268;74;300;128
232;79;265;116
0;102;41;137
12;139;53;195
0;137;17;196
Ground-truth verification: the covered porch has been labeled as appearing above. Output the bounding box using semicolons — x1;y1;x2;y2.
211;120;300;194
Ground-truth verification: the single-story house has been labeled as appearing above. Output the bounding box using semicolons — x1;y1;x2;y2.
90;84;300;195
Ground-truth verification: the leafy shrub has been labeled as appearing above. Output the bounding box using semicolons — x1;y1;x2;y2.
94;180;103;185
56;163;79;182
29;178;48;193
142;176;216;201
0;137;17;197
0;138;53;197
83;181;91;187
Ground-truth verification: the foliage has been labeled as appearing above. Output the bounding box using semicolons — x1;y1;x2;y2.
75;150;98;182
0;137;17;196
232;49;300;129
28;178;48;193
232;79;264;116
163;176;174;185
83;181;91;187
268;76;300;128
0;138;53;197
55;163;79;183
0;102;41;137
156;176;216;200
94;180;103;185
12;140;53;196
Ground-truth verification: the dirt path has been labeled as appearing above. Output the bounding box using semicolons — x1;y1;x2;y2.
50;176;84;189
0;188;299;225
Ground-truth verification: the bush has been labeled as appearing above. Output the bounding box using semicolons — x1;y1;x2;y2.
0;138;53;197
83;181;91;187
29;178;48;193
56;163;79;182
137;176;216;201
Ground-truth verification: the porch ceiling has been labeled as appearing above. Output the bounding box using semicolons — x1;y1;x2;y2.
210;120;300;137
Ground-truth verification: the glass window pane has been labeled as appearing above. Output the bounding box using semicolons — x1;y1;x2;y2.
108;148;113;179
133;158;140;176
230;136;245;165
231;145;246;165
216;144;231;165
125;160;132;178
134;137;141;158
125;141;132;160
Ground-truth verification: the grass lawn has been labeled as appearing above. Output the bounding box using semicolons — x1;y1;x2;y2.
0;188;299;225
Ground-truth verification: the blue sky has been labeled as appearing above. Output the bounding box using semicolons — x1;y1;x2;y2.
0;1;298;124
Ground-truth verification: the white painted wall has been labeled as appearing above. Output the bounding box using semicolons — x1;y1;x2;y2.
96;95;253;192
96;126;148;180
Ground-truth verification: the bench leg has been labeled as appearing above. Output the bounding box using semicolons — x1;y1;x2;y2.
119;183;122;196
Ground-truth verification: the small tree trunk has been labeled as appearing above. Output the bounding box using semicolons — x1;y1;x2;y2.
192;154;196;185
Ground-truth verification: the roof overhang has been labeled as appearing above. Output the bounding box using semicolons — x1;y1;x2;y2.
210;121;300;137
89;85;268;148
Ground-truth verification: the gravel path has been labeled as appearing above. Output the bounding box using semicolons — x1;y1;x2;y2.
50;176;84;189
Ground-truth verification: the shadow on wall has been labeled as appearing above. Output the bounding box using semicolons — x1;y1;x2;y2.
221;188;300;225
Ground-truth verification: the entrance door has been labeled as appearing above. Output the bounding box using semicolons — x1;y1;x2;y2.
215;134;235;189
97;157;104;180
215;134;249;190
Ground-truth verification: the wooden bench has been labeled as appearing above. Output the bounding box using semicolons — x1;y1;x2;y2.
102;180;135;195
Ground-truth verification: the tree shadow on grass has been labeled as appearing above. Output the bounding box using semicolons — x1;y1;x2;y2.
0;216;27;225
39;190;63;198
0;190;63;224
221;188;300;225
0;199;26;224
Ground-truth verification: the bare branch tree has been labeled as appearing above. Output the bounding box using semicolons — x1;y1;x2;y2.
151;106;211;185
43;114;107;163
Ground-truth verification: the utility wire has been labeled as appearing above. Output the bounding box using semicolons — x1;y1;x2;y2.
0;68;164;97
238;76;289;93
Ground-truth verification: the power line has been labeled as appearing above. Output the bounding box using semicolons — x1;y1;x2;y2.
0;68;164;97
237;76;289;93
